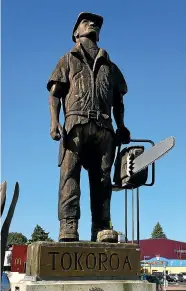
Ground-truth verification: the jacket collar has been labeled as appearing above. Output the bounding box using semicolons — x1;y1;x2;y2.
70;43;110;63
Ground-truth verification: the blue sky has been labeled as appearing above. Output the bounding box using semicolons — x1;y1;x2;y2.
2;0;186;242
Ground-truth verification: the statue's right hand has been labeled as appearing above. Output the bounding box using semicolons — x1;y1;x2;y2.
50;122;62;141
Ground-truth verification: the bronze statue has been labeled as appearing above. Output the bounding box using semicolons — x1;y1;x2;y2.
47;12;130;242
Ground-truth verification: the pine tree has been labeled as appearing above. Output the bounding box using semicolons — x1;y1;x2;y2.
151;222;167;239
29;225;54;243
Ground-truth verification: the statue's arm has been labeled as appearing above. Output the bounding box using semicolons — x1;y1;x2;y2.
112;63;128;128
112;63;130;144
113;92;125;128
49;84;63;141
47;55;69;141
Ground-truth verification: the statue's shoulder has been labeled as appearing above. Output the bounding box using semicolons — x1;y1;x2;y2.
53;52;72;72
98;48;111;63
106;57;128;93
110;61;121;73
110;62;126;83
57;52;71;64
99;48;120;71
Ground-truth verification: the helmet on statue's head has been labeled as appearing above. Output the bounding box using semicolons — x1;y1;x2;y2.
72;12;103;42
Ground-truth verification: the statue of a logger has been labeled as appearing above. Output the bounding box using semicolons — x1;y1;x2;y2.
47;12;175;243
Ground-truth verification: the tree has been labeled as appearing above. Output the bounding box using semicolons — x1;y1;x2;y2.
151;222;167;239
29;225;54;243
7;232;28;245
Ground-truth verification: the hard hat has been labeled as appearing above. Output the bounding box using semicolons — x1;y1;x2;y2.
72;12;103;42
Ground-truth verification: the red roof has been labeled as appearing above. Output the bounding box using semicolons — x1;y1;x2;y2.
140;238;186;260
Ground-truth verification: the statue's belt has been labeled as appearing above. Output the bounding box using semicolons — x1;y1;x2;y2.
65;110;111;121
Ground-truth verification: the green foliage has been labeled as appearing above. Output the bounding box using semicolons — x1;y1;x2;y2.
7;232;28;245
151;222;167;239
29;224;54;243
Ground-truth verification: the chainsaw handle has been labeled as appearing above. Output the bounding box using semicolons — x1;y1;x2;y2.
130;138;155;146
130;139;155;187
116;138;155;187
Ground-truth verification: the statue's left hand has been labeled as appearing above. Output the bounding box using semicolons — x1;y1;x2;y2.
116;125;131;144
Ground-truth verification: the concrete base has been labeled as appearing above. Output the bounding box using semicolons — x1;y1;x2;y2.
11;280;156;291
7;272;25;284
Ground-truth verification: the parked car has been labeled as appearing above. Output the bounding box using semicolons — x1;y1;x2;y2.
152;271;163;277
166;275;175;282
169;273;176;282
180;272;186;281
1;272;11;291
169;273;184;282
152;272;172;282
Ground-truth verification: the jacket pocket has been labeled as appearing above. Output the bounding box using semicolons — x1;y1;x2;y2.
70;61;82;80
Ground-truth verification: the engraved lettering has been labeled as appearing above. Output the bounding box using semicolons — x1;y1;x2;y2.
86;253;96;269
98;253;108;270
122;255;132;270
48;252;59;270
61;252;72;270
74;252;84;270
110;253;119;270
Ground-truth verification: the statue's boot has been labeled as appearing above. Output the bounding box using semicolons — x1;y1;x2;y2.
91;222;118;243
97;229;118;243
59;218;79;242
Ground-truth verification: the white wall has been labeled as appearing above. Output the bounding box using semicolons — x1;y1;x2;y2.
4;250;12;266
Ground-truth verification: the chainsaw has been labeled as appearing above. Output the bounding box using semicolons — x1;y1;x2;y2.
112;136;175;191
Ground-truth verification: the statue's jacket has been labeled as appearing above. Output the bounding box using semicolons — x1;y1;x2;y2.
47;43;128;135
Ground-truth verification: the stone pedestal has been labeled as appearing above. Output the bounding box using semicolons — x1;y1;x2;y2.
26;241;141;280
11;280;156;291
13;242;156;291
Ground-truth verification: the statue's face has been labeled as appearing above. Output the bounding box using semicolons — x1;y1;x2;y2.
76;18;100;41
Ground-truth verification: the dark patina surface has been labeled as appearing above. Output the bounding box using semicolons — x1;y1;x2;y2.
47;12;130;242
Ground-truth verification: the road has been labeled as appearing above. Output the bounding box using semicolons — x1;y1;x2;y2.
162;281;186;290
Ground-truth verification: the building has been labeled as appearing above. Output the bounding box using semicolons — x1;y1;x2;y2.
140;238;186;274
11;245;28;273
7;238;186;275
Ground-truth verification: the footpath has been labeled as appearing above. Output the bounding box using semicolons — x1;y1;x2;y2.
162;286;186;290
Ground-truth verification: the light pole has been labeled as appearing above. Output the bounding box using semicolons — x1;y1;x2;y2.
157;255;167;290
163;261;167;290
